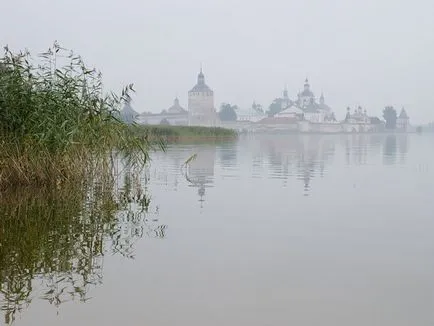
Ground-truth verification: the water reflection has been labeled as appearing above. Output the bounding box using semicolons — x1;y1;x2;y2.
253;135;335;194
398;134;410;163
1;133;414;325
174;134;410;199
0;164;162;325
383;134;398;165
383;134;411;165
218;143;238;168
184;146;216;208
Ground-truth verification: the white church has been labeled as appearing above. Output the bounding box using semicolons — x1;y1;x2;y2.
275;79;336;123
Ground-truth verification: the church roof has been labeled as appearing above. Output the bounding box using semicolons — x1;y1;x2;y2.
318;103;332;112
300;89;314;97
167;98;187;114
190;83;213;92
303;102;320;113
119;102;139;123
399;108;409;119
189;68;213;93
300;78;314;97
277;105;304;115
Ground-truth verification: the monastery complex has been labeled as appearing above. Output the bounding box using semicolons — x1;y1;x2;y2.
135;69;411;133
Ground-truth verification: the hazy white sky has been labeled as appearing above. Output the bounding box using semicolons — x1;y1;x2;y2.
1;0;434;123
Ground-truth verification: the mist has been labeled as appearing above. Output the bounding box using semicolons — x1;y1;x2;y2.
1;0;433;123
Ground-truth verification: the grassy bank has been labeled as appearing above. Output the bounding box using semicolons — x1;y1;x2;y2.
0;43;153;188
134;125;237;143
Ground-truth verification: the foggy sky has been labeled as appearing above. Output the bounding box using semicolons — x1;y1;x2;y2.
1;0;434;123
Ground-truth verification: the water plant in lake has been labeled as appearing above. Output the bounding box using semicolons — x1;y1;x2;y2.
0;163;166;325
0;42;167;324
0;42;160;188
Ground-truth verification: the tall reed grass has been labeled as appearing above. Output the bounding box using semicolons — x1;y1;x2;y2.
0;163;160;324
0;42;155;188
134;125;237;143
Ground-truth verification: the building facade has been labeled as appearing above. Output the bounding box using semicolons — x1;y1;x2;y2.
137;97;188;125
188;69;217;126
396;107;410;131
269;79;336;124
236;101;267;123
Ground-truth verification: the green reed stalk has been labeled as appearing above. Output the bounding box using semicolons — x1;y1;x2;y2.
0;42;157;188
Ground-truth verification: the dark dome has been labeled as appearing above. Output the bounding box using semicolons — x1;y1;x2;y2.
301;89;314;97
190;68;213;93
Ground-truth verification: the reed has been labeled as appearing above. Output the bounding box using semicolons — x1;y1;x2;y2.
0;166;157;324
0;42;155;188
133;125;237;143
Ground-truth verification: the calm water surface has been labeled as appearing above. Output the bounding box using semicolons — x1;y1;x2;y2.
1;134;434;325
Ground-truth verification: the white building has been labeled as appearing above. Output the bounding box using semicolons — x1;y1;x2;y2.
341;106;376;132
396;107;410;131
344;106;370;124
275;104;304;119
188;69;218;127
296;79;336;122
237;101;266;123
137;97;188;125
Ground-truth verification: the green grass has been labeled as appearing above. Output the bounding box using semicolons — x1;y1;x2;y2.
0;42;155;188
134;125;237;143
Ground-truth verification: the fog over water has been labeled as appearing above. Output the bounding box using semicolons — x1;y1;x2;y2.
1;0;434;123
2;1;434;324
3;134;434;325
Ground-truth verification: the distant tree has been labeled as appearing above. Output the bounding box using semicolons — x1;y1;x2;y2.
383;106;397;129
416;126;423;133
219;103;238;121
345;107;351;121
370;116;383;125
267;98;283;116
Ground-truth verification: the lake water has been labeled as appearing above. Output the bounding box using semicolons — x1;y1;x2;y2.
1;133;434;325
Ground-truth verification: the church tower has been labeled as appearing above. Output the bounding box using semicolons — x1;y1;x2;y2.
188;68;216;126
320;92;325;105
298;78;315;108
281;85;291;110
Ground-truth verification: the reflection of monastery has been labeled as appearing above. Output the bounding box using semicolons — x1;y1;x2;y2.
249;133;409;193
255;134;336;194
186;146;216;207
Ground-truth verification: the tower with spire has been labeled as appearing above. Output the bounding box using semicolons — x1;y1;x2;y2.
281;85;292;110
188;67;217;126
283;85;289;99
320;92;325;105
397;107;410;131
297;78;315;108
